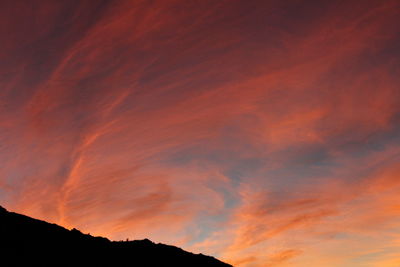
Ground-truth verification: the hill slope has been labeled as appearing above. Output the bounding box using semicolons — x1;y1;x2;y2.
0;206;232;266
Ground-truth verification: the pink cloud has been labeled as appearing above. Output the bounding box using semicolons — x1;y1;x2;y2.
0;1;399;266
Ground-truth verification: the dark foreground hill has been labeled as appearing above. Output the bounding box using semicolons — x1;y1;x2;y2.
0;206;232;267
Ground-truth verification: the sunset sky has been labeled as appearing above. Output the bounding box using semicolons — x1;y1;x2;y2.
1;0;400;266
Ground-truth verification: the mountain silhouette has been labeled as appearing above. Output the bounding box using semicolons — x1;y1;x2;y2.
0;205;232;266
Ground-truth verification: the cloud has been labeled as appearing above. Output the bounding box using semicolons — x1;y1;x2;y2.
0;0;400;266
201;150;400;266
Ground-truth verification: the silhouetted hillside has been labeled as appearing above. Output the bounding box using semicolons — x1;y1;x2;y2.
0;206;232;266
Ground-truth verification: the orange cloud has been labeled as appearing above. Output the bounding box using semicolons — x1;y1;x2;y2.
203;151;400;266
1;0;400;266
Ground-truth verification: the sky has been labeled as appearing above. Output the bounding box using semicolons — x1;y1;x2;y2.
1;0;400;266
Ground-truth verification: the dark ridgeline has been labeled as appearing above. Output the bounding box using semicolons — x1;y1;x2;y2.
0;206;232;267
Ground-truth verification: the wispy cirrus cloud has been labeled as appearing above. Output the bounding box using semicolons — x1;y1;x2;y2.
1;0;400;266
